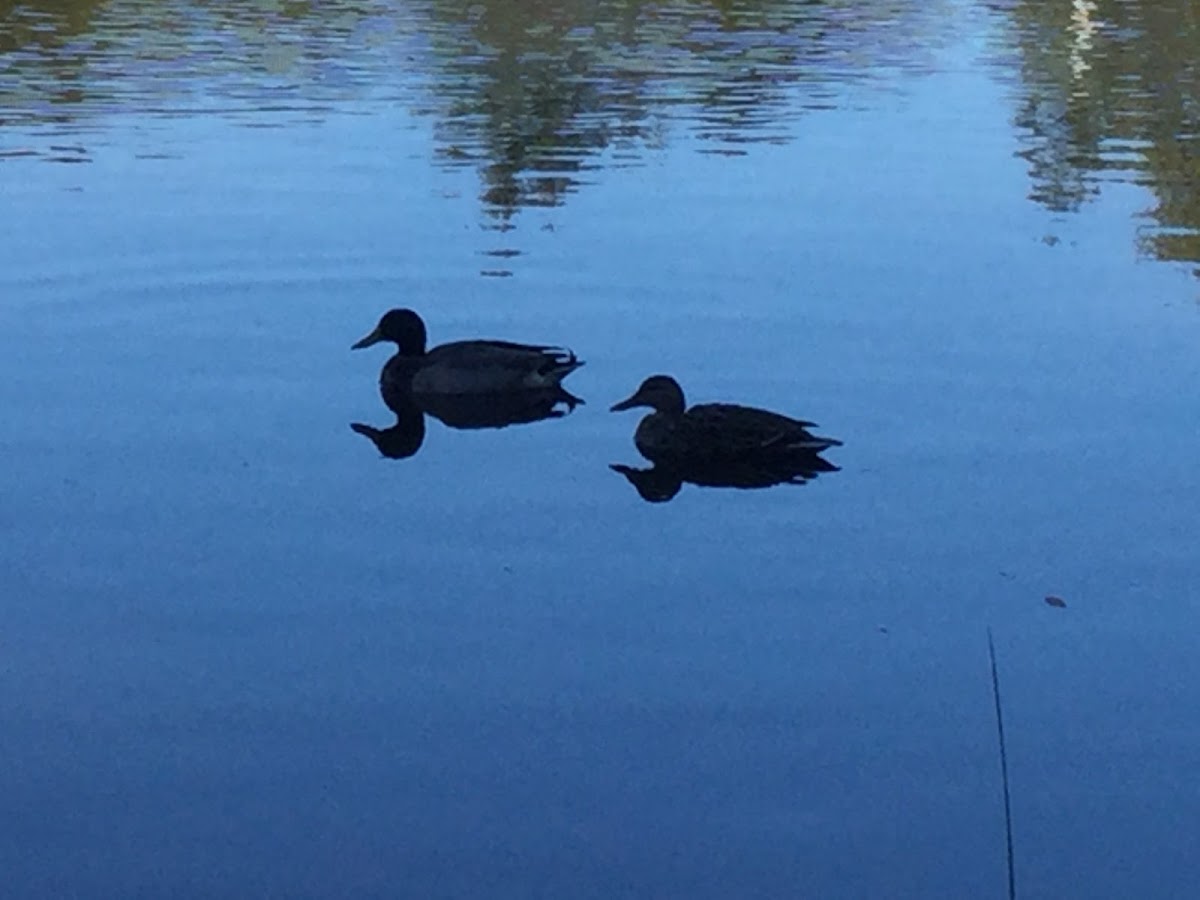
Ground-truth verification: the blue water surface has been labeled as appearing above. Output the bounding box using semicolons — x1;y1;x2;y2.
2;1;1199;897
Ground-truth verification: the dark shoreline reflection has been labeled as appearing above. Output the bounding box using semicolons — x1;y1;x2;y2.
611;454;840;504
352;385;582;461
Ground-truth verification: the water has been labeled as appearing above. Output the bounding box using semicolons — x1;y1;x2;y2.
3;1;1200;897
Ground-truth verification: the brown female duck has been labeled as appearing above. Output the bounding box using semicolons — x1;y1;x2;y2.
610;374;841;467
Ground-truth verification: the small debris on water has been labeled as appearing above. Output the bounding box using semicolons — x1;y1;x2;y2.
1045;595;1067;608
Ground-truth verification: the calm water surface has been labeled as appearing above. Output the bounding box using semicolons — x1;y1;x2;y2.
3;2;1200;897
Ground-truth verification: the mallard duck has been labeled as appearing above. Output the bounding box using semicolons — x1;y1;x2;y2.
610;374;841;466
352;308;583;394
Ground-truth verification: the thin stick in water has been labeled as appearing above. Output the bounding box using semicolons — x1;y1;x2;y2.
987;626;1016;900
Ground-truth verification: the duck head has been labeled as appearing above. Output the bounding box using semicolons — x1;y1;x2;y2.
351;308;428;355
610;375;686;415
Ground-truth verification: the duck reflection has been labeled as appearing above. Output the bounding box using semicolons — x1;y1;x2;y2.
610;374;841;502
611;456;839;503
351;382;582;461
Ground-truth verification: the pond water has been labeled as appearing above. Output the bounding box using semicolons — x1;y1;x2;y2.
3;1;1200;897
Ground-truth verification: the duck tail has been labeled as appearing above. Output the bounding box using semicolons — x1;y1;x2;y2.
811;435;843;449
542;348;585;383
801;455;840;473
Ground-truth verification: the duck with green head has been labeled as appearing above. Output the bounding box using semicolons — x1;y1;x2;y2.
352;308;584;395
610;374;842;467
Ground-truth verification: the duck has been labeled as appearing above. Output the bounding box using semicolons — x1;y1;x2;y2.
610;374;841;467
352;308;584;395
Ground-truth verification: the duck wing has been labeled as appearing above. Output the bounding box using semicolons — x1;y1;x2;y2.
433;340;579;369
683;403;841;459
411;340;582;392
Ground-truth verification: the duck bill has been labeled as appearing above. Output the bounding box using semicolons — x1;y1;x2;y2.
351;327;384;350
610;392;643;412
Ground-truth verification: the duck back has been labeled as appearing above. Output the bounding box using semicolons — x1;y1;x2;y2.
638;403;839;465
379;340;581;394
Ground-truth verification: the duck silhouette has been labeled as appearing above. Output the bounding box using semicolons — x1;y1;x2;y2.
352;308;583;395
611;374;841;466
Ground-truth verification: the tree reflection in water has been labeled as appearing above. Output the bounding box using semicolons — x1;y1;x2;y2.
5;0;1199;270
0;0;948;213
995;0;1200;273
